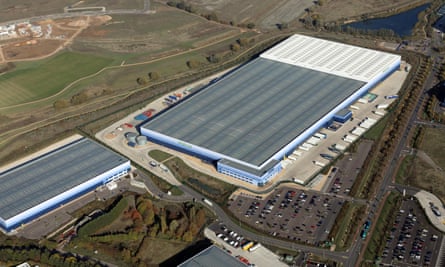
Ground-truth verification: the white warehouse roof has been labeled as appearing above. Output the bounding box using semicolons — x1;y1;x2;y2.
261;34;401;82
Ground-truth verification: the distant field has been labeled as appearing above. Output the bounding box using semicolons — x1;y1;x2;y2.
315;0;426;22
74;6;239;58
169;0;313;29
66;30;252;94
0;0;142;23
63;50;208;96
404;127;445;203
0;52;113;107
420;127;445;169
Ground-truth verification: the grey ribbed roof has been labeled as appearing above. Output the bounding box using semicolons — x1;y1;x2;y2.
178;245;246;267
142;57;364;166
0;138;129;220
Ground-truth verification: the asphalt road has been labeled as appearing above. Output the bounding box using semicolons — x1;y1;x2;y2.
163;182;351;265
350;39;442;267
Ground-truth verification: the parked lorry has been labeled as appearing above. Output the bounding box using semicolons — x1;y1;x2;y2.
313;161;326;167
373;110;385;116
376;103;389;109
202;198;213;207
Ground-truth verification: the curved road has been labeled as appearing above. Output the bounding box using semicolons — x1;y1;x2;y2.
135;167;351;265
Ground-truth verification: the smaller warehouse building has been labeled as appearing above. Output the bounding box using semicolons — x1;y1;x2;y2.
0;137;130;233
333;109;353;123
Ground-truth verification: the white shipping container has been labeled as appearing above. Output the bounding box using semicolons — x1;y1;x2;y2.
302;143;314;149
313;161;326;167
314;133;327;139
307;137;321;146
350;105;360;110
351;127;366;136
359;122;371;129
373;111;385;116
376;103;389;109
293;150;302;156
299;146;309;151
343;138;353;143
366;117;377;123
334;144;346;151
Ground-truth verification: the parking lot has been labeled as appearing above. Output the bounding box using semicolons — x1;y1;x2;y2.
228;187;344;245
380;198;443;267
323;140;373;196
205;225;288;267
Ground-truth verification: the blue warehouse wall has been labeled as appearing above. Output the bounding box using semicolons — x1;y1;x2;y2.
141;128;261;169
217;161;282;186
142;128;283;185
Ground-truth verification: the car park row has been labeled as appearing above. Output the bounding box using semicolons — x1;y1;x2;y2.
229;187;343;245
381;199;443;266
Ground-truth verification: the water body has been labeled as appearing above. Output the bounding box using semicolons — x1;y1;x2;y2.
345;3;430;37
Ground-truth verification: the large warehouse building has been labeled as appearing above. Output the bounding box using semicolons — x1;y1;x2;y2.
140;34;401;186
0;137;130;232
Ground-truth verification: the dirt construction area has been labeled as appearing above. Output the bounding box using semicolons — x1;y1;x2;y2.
0;15;110;63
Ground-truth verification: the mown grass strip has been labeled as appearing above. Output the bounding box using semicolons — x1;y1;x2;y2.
148;149;173;162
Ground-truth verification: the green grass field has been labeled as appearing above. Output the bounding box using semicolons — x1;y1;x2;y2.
395;155;414;184
63;50;209;95
148;150;173;162
0;52;113;107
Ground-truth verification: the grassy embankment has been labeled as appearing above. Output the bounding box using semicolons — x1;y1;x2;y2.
164;157;236;205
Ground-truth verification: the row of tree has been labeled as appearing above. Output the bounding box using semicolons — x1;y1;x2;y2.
327;202;366;249
53;88;113;110
135;197;207;241
411;126;425;149
136;71;161;86
360;55;431;200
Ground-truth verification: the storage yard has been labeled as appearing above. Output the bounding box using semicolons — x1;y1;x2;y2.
228;187;344;245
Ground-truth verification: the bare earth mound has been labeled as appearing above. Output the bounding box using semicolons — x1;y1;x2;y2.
3;39;63;60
